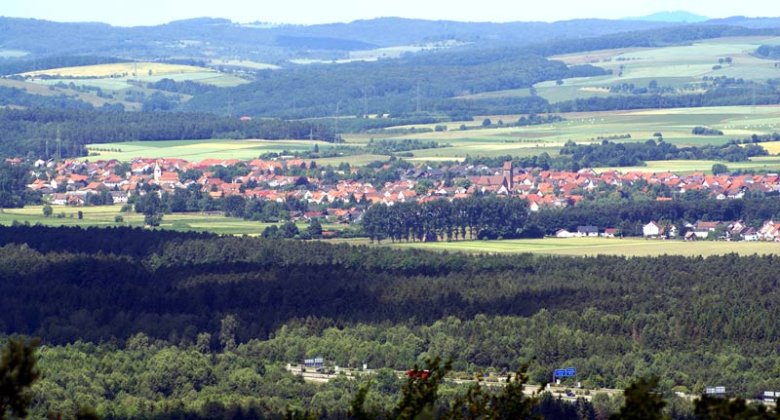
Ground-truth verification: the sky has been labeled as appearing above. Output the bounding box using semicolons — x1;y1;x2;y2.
2;0;779;26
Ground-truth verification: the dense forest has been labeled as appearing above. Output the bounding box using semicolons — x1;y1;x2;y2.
6;332;776;419
2;225;780;404
0;108;335;158
182;53;605;118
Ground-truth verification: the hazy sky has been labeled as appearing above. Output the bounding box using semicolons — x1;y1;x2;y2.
2;0;779;26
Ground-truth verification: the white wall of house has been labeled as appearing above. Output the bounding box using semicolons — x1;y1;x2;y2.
643;223;660;237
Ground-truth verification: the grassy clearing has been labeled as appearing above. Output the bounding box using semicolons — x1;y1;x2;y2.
388;237;780;257
0;205;344;235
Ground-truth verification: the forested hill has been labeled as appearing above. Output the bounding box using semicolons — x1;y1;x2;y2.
182;53;604;117
0;16;676;60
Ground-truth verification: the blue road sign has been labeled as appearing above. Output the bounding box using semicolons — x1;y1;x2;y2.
554;367;577;377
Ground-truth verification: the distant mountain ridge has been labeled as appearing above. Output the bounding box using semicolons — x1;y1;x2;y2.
0;16;678;61
624;11;709;23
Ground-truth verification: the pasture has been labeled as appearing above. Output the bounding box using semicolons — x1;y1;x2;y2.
0;205;344;235
388;237;780;257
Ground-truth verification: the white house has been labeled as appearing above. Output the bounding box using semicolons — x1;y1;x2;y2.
555;229;576;238
643;221;661;237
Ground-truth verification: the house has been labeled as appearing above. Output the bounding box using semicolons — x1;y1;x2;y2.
111;191;129;204
759;221;780;241
742;227;760;242
576;226;599;237
643;221;661;237
555;229;576;238
693;221;720;239
602;228;620;238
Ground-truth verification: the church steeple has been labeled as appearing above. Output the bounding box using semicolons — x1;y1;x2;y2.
502;161;513;190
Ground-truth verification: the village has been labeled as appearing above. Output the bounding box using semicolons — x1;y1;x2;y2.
19;156;780;241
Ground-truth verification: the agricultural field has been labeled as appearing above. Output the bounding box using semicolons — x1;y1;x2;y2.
82;104;780;168
21;62;249;91
0;49;28;58
0;205;344;235
0;78;135;108
460;36;780;103
85;139;343;161
388;237;780;257
594;156;780;174
209;59;281;70
345;105;780;162
22;62;212;78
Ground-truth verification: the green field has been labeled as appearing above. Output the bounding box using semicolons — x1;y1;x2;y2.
387;237;780;257
83;104;780;167
0;205;344;235
344;105;780;163
85;139;345;161
24;62;249;93
594;156;780;174
454;37;780;104
0;78;136;109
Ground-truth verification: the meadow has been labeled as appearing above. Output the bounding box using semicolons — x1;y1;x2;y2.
0;205;344;235
388;237;780;257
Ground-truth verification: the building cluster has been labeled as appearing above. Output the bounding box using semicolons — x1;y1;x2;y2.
23;157;780;217
555;220;780;241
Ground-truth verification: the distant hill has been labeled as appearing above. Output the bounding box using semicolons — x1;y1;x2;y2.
0;16;676;62
625;11;709;23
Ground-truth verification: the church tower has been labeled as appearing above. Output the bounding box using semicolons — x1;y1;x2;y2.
502;161;513;190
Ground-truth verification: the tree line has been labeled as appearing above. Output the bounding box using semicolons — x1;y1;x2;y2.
558;139;767;168
0;108;336;158
361;196;534;242
9;335;775;419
